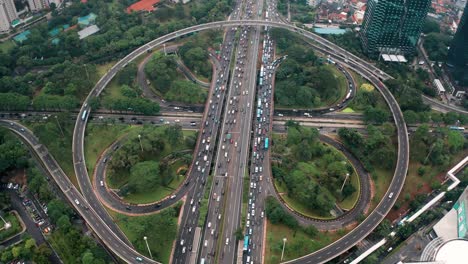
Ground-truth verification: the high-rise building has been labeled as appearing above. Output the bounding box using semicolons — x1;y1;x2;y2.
360;0;431;57
0;0;18;33
447;4;468;87
447;2;468;78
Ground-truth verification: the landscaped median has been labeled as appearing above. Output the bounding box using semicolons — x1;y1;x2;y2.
100;125;196;204
264;197;350;263
271;123;360;220
109;203;182;264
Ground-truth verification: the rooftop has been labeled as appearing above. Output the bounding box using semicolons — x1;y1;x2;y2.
126;0;160;13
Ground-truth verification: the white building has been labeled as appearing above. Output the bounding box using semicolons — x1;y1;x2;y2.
308;0;321;7
0;0;18;33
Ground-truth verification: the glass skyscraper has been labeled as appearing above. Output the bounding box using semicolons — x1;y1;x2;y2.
447;2;468;85
360;0;431;57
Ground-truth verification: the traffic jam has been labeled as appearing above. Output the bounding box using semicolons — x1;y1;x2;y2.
243;25;275;263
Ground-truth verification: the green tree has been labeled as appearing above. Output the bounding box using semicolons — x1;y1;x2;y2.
127;161;160;192
117;63;137;85
81;251;95;264
447;131;464;153
422;19;440;34
364;106;389;124
234;227;244;241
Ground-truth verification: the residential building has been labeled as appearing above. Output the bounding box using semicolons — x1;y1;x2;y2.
0;0;17;33
360;0;431;57
28;0;47;12
308;0;321;7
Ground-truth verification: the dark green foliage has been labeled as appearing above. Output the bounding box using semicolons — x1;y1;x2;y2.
422;19;440;34
108;125;188;194
363;106;389;125
145;51;207;104
338;126;396;171
0;129;28;174
145;53;178;93
273;124;356;215
423;33;451;61
265;197;299;229
117;63;138;86
410;124;467;167
270;29;343;108
179;33;215;79
0;93;30;110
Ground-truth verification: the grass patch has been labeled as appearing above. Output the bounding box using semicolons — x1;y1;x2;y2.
0;40;15;53
0;212;22;242
95;61;117;78
22;117;77;186
113;206;180;264
84;123;134;176
265;221;347;263
325;65;348;105
370;167;393;210
397;150;468;206
350;71;367;89
337;167;360;210
342;107;355;113
101;77;126;101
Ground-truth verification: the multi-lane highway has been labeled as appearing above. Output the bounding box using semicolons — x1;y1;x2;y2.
61;13;408;264
0;120;156;264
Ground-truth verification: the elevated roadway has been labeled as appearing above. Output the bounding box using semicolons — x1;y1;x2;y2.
0;120;157;264
69;18;408;264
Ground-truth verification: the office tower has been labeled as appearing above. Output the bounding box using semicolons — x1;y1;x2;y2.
448;3;468;70
360;0;431;57
0;0;18;32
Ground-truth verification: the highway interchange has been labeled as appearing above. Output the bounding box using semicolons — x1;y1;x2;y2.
1;1;415;264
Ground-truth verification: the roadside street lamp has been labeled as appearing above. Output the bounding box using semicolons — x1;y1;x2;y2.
143;236;153;259
340;173;350;192
0;214;11;230
281;237;287;261
138;134;143;152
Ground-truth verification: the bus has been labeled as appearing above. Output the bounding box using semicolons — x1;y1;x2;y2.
449;126;465;131
257;109;261;119
81;110;88;121
264;138;269;149
259;77;263;86
258;99;262;108
243;235;249;251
